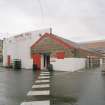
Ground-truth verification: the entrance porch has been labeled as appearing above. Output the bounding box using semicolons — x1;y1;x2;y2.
32;53;50;70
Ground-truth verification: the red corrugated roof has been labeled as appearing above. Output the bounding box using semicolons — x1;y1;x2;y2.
80;40;105;55
31;33;102;56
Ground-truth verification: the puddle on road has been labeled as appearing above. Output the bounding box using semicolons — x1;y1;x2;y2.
50;68;105;105
50;95;77;105
0;67;105;105
0;68;36;105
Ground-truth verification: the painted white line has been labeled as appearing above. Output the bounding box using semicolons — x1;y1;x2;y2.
27;90;50;96
39;75;50;77
32;84;50;88
20;100;50;105
35;80;50;83
38;76;50;79
41;72;50;74
40;74;50;76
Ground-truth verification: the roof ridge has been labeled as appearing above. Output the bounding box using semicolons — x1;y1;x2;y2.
80;39;105;44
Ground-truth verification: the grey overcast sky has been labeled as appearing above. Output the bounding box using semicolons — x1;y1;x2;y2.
0;0;105;42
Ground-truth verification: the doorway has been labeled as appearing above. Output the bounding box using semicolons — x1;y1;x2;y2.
43;53;50;69
33;54;41;70
7;55;11;66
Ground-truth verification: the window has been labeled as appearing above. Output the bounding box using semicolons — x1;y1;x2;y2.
56;52;65;59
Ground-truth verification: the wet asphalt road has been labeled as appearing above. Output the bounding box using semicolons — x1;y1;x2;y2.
0;68;36;105
0;67;105;105
51;67;105;105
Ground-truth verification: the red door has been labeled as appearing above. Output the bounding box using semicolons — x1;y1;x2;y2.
33;54;41;70
7;55;11;66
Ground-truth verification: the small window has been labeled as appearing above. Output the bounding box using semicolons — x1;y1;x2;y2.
56;52;65;59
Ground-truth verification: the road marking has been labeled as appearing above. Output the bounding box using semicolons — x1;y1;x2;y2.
20;100;50;105
27;90;50;96
41;72;50;74
39;75;50;77
38;76;50;79
35;80;50;83
40;74;50;76
32;84;50;88
20;71;51;105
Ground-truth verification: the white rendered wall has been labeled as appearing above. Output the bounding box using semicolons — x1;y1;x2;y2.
51;58;86;72
3;29;50;69
100;58;103;65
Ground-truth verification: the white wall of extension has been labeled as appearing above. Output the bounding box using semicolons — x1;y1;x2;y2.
3;29;50;69
51;58;86;72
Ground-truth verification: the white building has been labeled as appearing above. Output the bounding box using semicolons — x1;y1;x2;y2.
3;29;50;69
3;29;101;72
